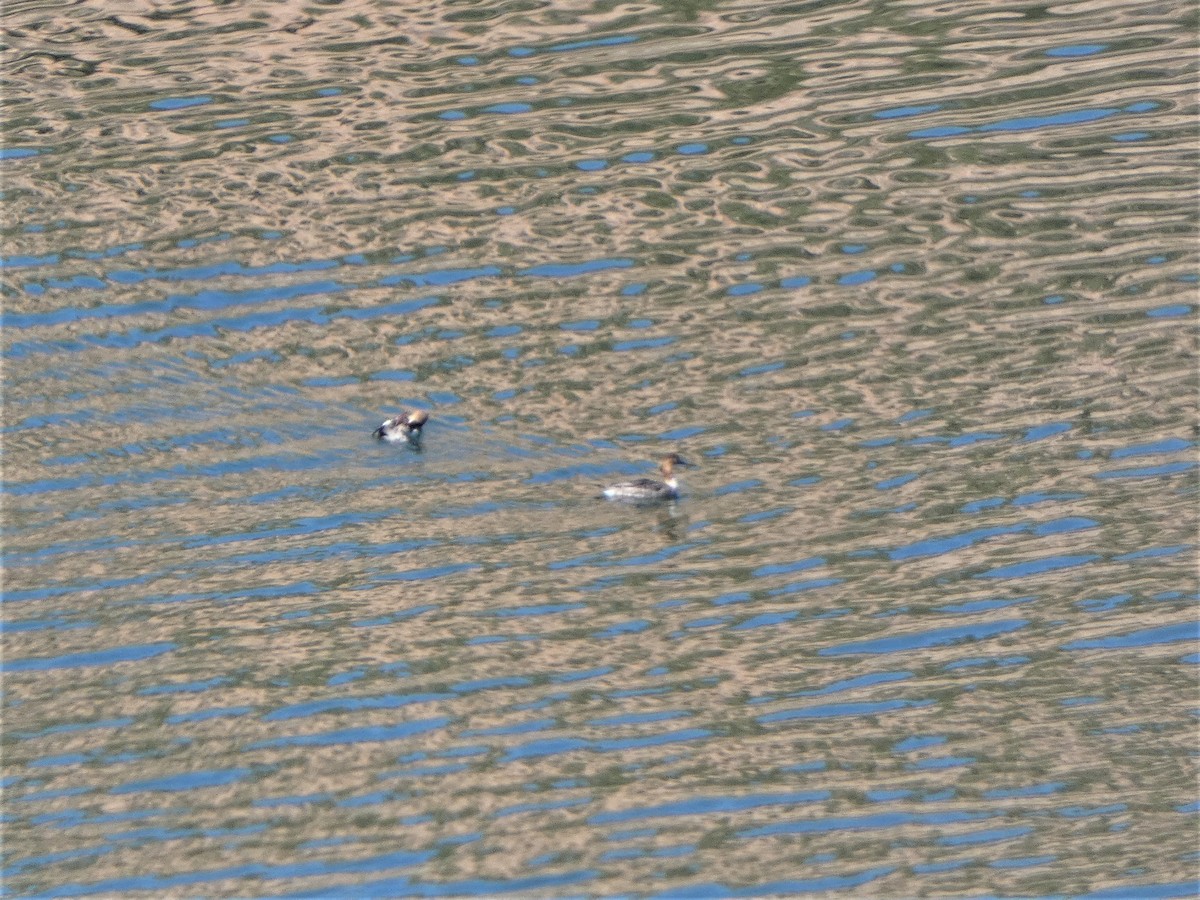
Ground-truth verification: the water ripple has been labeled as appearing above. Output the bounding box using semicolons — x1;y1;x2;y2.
3;0;1194;896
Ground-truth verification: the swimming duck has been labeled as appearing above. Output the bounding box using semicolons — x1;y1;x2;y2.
373;409;428;444
599;453;694;502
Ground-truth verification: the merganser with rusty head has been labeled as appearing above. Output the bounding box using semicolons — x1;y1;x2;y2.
599;453;694;502
374;409;428;444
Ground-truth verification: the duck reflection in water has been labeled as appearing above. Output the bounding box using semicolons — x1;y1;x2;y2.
654;507;687;542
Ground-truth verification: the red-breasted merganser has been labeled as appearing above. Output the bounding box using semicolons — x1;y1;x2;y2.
373;409;428;444
599;453;694;502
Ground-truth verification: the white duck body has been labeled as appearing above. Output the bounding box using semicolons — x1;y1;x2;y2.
600;453;693;503
373;409;428;444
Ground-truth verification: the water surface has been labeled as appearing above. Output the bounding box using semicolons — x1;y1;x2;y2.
3;0;1197;897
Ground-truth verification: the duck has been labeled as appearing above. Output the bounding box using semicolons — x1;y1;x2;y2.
599;453;694;502
373;409;428;444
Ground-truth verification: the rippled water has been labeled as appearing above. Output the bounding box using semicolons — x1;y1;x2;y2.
3;0;1198;896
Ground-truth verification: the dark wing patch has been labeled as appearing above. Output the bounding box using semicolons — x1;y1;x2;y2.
622;478;663;491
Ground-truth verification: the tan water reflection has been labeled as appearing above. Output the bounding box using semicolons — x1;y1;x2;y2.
3;0;1197;896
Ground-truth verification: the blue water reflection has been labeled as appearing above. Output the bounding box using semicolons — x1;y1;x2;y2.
3;0;1195;896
